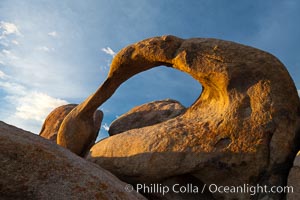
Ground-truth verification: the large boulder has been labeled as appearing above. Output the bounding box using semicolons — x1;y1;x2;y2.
39;104;78;141
109;99;186;135
60;35;300;200
0;121;145;200
287;151;300;200
40;104;103;156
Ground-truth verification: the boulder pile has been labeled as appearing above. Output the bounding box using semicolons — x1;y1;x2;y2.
2;35;300;200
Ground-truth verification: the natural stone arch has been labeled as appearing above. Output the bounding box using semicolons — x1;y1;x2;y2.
58;35;300;200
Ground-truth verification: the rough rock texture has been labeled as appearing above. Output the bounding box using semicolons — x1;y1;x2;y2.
109;99;186;135
50;104;103;156
59;35;300;200
287;151;300;200
0;121;145;200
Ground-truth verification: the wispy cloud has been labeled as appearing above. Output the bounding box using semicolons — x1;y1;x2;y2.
102;123;110;131
1;78;68;132
0;70;9;80
2;49;11;55
0;21;21;38
11;40;19;45
48;31;58;37
0;21;86;98
36;46;54;52
0;22;20;63
9;91;68;122
0;81;27;95
0;49;19;60
0;22;69;133
101;47;116;57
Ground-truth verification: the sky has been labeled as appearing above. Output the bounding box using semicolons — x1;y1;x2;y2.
0;0;299;140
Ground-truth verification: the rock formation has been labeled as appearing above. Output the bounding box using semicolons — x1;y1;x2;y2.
0;121;145;200
50;104;103;156
57;35;300;199
287;151;300;200
39;104;77;141
109;99;186;135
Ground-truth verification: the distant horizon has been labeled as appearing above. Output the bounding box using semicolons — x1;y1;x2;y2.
0;0;299;140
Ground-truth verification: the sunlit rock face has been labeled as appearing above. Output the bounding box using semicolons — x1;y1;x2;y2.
0;121;146;200
40;104;103;157
40;104;78;142
109;99;186;136
58;35;299;200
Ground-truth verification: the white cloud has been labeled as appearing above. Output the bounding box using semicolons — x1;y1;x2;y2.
1;21;68;126
11;40;19;45
101;47;116;57
13;91;68;122
0;74;68;133
0;70;9;79
2;49;11;55
36;46;54;52
1;49;19;60
0;40;9;47
0;81;26;95
0;21;20;37
0;45;86;99
102;123;110;131
48;31;58;37
298;89;300;96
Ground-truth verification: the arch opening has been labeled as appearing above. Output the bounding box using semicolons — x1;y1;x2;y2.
97;66;202;140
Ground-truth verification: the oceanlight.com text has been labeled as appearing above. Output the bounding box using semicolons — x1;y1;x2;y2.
124;183;293;196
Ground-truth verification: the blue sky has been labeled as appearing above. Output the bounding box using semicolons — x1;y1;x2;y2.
0;0;299;139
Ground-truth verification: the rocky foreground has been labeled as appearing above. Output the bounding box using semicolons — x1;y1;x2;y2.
0;121;145;200
1;36;300;200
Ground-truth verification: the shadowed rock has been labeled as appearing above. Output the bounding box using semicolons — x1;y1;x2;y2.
143;175;215;200
287;151;300;200
109;99;186;135
41;104;103;156
59;35;300;199
0;121;146;200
